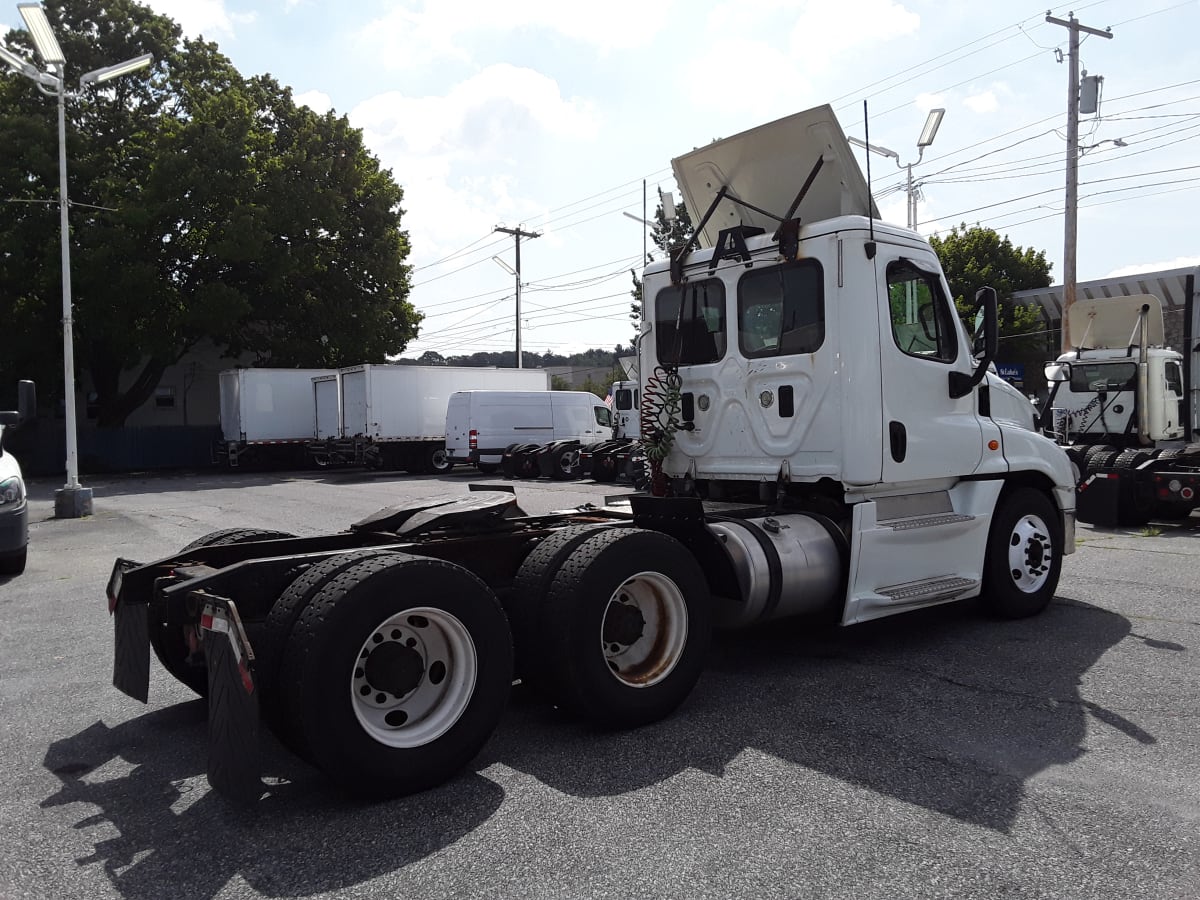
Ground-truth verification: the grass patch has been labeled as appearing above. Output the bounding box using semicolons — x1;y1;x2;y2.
1138;525;1164;537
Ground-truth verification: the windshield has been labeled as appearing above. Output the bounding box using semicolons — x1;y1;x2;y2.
1069;362;1136;392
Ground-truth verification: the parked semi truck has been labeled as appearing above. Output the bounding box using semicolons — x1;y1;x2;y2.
308;365;549;471
581;380;644;484
216;368;337;468
1041;288;1200;525
105;105;1076;803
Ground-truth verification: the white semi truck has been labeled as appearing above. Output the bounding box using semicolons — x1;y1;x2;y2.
1042;290;1200;525
105;105;1076;804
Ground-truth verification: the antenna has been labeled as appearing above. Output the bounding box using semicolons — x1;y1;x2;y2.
862;100;876;256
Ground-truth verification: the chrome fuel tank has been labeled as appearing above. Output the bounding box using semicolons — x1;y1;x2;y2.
707;514;843;628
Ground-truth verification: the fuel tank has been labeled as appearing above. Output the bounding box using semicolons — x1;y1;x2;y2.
707;513;844;628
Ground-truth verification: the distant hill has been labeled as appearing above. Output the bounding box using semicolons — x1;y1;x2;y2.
400;346;633;369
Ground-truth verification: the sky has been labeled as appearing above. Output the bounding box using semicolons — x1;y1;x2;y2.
6;0;1200;361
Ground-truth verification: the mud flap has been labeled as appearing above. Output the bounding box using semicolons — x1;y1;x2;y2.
110;558;150;703
1077;472;1122;527
200;597;263;804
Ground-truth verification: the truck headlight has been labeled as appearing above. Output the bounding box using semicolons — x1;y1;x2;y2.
0;476;24;507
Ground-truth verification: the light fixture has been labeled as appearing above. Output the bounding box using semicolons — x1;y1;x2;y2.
17;2;63;65
80;52;152;85
0;41;35;75
917;108;945;148
847;135;900;160
491;255;516;276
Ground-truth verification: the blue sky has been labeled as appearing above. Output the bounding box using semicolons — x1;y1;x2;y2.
8;1;1200;360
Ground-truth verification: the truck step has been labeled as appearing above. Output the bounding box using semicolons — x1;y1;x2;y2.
882;512;975;531
878;576;979;604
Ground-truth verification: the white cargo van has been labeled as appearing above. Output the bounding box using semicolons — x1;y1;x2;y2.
445;390;613;471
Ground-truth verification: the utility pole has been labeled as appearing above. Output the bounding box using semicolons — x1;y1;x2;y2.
1046;12;1112;351
493;225;540;368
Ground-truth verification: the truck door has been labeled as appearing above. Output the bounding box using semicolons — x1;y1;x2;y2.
877;256;983;483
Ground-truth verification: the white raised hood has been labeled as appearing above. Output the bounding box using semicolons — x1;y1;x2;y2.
1067;294;1165;349
671;104;880;248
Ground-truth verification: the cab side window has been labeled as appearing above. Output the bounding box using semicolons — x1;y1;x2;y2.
886;261;957;363
655;279;726;365
1165;361;1184;396
594;406;613;427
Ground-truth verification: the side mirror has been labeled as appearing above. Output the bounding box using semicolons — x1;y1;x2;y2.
1044;362;1071;383
949;286;997;399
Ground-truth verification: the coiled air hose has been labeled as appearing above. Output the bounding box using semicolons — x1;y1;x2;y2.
640;365;683;496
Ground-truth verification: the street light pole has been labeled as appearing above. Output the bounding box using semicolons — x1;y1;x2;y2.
848;108;944;231
6;2;152;517
52;59;81;499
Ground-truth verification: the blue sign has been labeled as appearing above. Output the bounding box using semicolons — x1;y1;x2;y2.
996;363;1025;387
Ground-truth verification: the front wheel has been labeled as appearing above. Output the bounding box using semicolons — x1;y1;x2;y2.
981;488;1062;619
279;554;513;799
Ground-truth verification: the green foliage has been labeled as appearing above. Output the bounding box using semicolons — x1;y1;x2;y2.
0;0;417;425
629;200;694;344
930;223;1052;360
550;375;572;391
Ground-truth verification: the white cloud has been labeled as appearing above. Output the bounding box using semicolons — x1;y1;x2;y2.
143;0;252;39
964;91;997;114
349;65;599;261
357;0;676;69
1106;257;1200;278
915;92;946;112
295;90;332;114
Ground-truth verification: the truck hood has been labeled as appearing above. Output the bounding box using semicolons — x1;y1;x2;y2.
671;104;879;248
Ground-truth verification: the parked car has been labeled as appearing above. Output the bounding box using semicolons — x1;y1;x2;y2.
0;381;36;577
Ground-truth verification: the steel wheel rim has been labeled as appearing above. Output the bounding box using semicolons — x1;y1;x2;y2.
1007;513;1054;593
600;571;688;688
430;448;450;471
350;606;477;748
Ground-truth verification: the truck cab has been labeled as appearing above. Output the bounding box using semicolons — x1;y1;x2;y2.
639;105;1075;622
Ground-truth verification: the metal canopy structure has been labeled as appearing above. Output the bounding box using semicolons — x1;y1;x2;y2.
1012;266;1196;324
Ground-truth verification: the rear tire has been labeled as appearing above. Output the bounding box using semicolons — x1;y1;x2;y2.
0;546;26;576
261;548;400;753
279;554;513;799
426;445;453;474
981;488;1062;619
549;446;581;480
532;528;711;728
508;524;621;680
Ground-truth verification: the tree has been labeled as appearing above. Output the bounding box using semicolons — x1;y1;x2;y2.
0;0;419;426
930;223;1053;361
629;200;694;345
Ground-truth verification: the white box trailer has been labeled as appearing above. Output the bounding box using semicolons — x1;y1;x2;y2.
217;368;336;467
312;364;549;472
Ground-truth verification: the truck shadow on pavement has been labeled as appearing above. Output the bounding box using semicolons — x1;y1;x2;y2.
41;704;503;899
482;596;1147;832
39;596;1143;897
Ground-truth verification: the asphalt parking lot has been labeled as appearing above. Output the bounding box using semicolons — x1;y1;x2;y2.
1;469;1197;900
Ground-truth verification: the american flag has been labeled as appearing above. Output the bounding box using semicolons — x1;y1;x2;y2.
603;387;613;408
